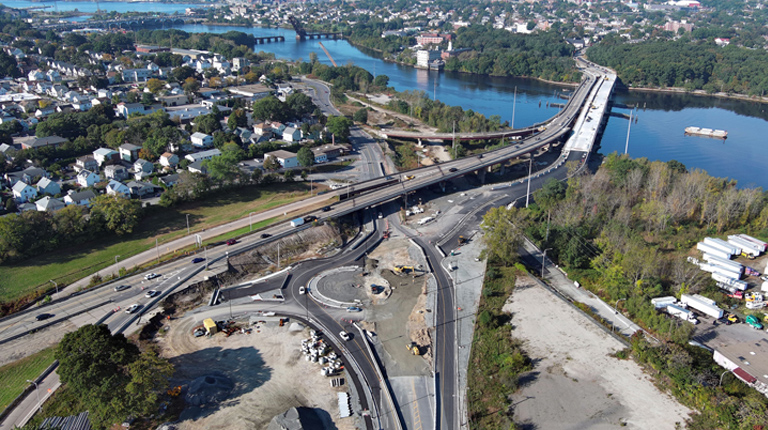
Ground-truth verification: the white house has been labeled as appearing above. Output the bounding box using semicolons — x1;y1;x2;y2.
28;70;44;81
77;169;100;187
35;196;65;212
119;143;141;162
159;152;179;168
185;148;221;163
264;150;299;169
64;190;95;206
133;159;154;179
36;177;61;195
121;68;153;82
105;165;129;181
282;127;302;143
106;179;130;198
75;155;99;173
93;148;119;166
12;181;37;202
190;132;214;148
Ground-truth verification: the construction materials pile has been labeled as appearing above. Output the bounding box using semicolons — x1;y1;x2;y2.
301;329;345;377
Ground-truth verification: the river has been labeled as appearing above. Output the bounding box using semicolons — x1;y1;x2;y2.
6;0;768;188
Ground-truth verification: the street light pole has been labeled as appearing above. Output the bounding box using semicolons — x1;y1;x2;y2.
541;248;552;278
249;212;257;232
186;213;190;235
26;379;41;412
115;255;120;265
49;280;57;296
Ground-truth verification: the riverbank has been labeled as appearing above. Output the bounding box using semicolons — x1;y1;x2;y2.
626;85;768;105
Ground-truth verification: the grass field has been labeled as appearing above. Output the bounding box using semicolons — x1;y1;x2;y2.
1;182;330;303
0;347;56;411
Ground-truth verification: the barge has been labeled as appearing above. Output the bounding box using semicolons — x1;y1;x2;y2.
685;127;728;139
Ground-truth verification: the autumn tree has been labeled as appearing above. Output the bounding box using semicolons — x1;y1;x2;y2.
146;78;164;94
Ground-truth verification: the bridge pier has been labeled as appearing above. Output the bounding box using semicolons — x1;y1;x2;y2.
499;164;506;176
477;169;486;184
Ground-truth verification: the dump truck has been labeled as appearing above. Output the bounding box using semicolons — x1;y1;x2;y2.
680;294;724;319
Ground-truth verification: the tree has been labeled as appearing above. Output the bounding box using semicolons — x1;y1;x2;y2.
297;146;315;168
195;114;222;135
480;206;526;266
0;51;21;78
353;108;368;124
146;78;164;94
90;194;141;235
251;95;286;122
227;109;248;130
141;92;156;106
284;92;315;118
263;155;281;171
326;116;353;141
182;77;200;94
373;74;389;88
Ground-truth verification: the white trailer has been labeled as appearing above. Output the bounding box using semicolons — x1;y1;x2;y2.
712;273;748;290
666;304;699;324
692;294;717;306
697;242;732;260
762;281;768;293
727;236;761;257
417;216;434;225
702;254;743;273
704;237;740;256
700;263;742;280
738;234;768;252
651;296;677;309
680;294;724;319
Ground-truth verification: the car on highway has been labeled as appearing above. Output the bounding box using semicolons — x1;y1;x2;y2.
114;284;131;292
449;167;458;172
145;273;161;280
145;290;160;298
339;331;351;341
261;233;271;239
226;239;237;245
346;306;362;312
36;313;54;321
322;206;332;212
125;304;141;314
192;257;206;264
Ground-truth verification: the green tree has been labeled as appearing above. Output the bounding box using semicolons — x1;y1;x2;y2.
284;92;315;118
227;109;248;130
0;50;20;78
326;116;353;141
353;108;368;124
297;146;314;168
481;206;525;266
373;74;390;88
263;155;281;171
251;95;286;122
90;194;141;235
146;78;164;94
195;114;222;135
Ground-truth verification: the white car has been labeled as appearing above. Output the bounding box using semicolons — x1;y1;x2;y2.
339;331;351;341
298;286;306;295
125;304;141;314
145;290;160;298
145;273;161;280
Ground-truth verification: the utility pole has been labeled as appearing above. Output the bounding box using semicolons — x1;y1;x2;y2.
452;121;456;157
525;156;533;208
624;108;634;154
277;243;280;269
511;86;517;129
156;238;160;263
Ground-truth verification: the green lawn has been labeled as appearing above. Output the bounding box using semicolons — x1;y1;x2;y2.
0;347;56;411
1;182;332;304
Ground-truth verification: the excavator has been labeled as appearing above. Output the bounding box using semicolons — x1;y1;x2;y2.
406;342;420;356
394;265;415;274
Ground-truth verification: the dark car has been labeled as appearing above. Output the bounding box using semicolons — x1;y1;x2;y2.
36;313;54;321
449;167;458;172
261;233;271;239
478;154;483;159
226;239;237;245
192;257;206;264
114;284;131;292
322;206;332;212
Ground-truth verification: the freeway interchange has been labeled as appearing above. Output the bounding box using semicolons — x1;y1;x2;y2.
0;64;604;430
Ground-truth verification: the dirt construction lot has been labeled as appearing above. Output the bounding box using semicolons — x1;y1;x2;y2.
505;276;692;429
157;317;357;430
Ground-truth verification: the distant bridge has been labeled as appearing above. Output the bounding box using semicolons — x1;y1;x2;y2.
379;123;549;144
288;15;341;41
39;16;196;31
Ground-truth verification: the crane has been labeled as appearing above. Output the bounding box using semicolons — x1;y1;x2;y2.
318;42;338;67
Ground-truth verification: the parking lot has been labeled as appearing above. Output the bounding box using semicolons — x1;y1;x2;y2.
693;315;768;384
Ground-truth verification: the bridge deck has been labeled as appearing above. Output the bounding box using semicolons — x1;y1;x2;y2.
563;72;616;153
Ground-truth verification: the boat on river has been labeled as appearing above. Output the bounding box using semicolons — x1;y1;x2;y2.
685;127;728;139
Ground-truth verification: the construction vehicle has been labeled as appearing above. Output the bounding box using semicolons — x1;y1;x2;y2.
458;236;467;245
404;175;415;181
394;265;415;274
406;342;420;355
167;386;182;397
746;292;764;302
727;314;740;324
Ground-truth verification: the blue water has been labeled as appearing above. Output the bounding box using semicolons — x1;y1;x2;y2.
5;0;768;188
2;0;200;14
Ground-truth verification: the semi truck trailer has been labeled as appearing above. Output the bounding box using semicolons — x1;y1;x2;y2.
680;294;724;319
697;242;732;260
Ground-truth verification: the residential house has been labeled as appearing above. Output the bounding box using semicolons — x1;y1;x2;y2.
105;164;129;181
46;70;61;82
116;102;162;118
121;68;153;82
264;150;299;169
4;167;48;186
234;127;252;142
187;160;207;174
106;179;130;198
34;106;56;119
126;180;156;198
185;148;221;163
119;143;141;162
228;84;272;102
64;189;95;206
282;127;302;143
93;148;120;166
270;122;286;135
311;144;345;161
253;123;272;136
12;181;37;202
77;169;100;187
133;159;154;179
159;94;189;107
159;173;179;187
75;155;99;173
17;135;67;150
28;70;44;81
36;177;61;195
232;57;249;72
190;132;214;148
159;152;179;168
35;196;65;212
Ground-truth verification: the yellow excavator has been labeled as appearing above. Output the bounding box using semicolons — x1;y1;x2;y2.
406;342;420;355
394;265;415;274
